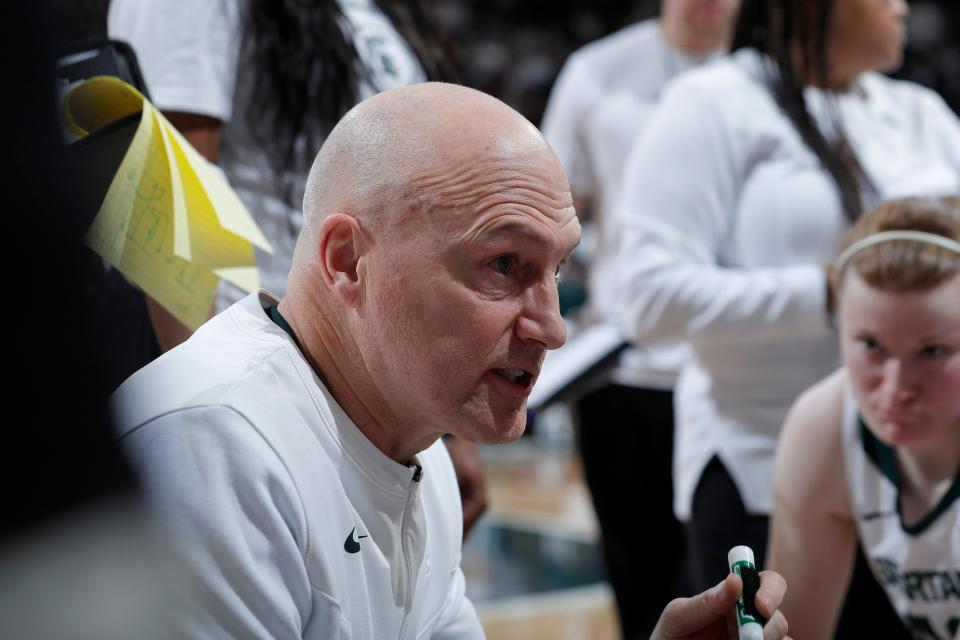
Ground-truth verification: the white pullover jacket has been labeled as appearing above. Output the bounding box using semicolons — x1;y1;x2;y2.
113;291;483;639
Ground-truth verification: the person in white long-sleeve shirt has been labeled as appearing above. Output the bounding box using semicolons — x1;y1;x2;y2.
539;1;740;635
111;83;792;640
612;0;960;610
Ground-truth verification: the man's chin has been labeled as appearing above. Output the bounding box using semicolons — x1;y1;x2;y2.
496;420;528;444
470;415;529;445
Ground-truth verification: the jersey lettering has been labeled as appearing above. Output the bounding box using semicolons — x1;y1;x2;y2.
875;557;960;603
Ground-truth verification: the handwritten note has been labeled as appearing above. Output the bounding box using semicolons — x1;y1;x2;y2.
64;76;272;330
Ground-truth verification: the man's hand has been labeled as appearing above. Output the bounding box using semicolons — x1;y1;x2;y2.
442;436;488;539
651;571;791;640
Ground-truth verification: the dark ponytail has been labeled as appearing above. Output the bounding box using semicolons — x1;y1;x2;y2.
376;1;460;85
244;0;458;207
732;0;877;222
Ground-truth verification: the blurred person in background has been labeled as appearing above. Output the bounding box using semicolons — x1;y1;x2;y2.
769;197;960;640
108;0;487;537
611;0;959;633
540;0;741;636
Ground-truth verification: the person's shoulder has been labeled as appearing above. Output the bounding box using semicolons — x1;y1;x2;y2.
112;294;293;435
779;369;847;473
666;48;764;98
651;50;771;138
860;72;955;117
784;367;847;441
775;369;850;513
563;20;659;77
590;19;660;56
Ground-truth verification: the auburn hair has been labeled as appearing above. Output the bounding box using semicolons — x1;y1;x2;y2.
832;197;960;295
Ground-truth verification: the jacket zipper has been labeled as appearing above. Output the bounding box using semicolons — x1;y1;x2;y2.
396;464;423;640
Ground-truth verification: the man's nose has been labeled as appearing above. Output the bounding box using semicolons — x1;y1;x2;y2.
514;280;567;350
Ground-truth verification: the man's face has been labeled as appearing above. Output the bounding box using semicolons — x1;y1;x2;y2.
359;147;580;444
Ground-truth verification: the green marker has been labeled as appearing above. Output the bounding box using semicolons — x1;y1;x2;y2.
728;545;764;640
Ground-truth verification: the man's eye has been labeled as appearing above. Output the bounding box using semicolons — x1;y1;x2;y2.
489;256;516;275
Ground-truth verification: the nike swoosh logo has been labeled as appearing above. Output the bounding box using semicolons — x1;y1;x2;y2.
343;527;368;554
861;510;897;521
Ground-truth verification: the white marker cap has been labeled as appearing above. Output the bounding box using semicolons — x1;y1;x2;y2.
728;545;755;571
728;545;763;640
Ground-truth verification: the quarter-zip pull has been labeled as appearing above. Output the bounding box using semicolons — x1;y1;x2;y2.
397;462;424;640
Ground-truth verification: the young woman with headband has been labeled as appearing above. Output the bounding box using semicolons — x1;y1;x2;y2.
769;197;960;640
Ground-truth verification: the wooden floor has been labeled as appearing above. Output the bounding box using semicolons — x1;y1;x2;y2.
479;584;619;640
461;434;621;640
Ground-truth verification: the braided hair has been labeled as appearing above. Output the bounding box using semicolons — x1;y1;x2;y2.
732;0;878;222
243;0;458;206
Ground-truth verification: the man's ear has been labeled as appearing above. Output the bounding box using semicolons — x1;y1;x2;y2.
317;213;367;306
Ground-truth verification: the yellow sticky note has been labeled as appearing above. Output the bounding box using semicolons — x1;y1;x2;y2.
166;121;273;253
153;108;191;263
85;102;218;330
68;75;271;328
61;75;143;136
214;265;261;292
82;96;152;266
160;115;263;269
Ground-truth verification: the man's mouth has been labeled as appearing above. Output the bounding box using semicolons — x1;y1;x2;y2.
499;368;530;383
490;367;537;396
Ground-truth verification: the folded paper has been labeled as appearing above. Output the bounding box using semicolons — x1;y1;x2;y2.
63;76;272;330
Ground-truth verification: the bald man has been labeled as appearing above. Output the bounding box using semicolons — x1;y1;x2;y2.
112;83;789;639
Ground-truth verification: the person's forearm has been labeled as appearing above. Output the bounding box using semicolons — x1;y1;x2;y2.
145;295;199;352
615;231;830;346
163;111;223;163
767;509;853;640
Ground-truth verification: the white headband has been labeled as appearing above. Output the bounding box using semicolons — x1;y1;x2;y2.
835;230;960;274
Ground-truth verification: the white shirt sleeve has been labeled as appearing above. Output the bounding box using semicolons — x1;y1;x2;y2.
107;0;242;120
121;405;326;639
540;54;602;198
612;80;830;346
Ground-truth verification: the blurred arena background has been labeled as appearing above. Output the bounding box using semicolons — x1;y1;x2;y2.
22;2;960;638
